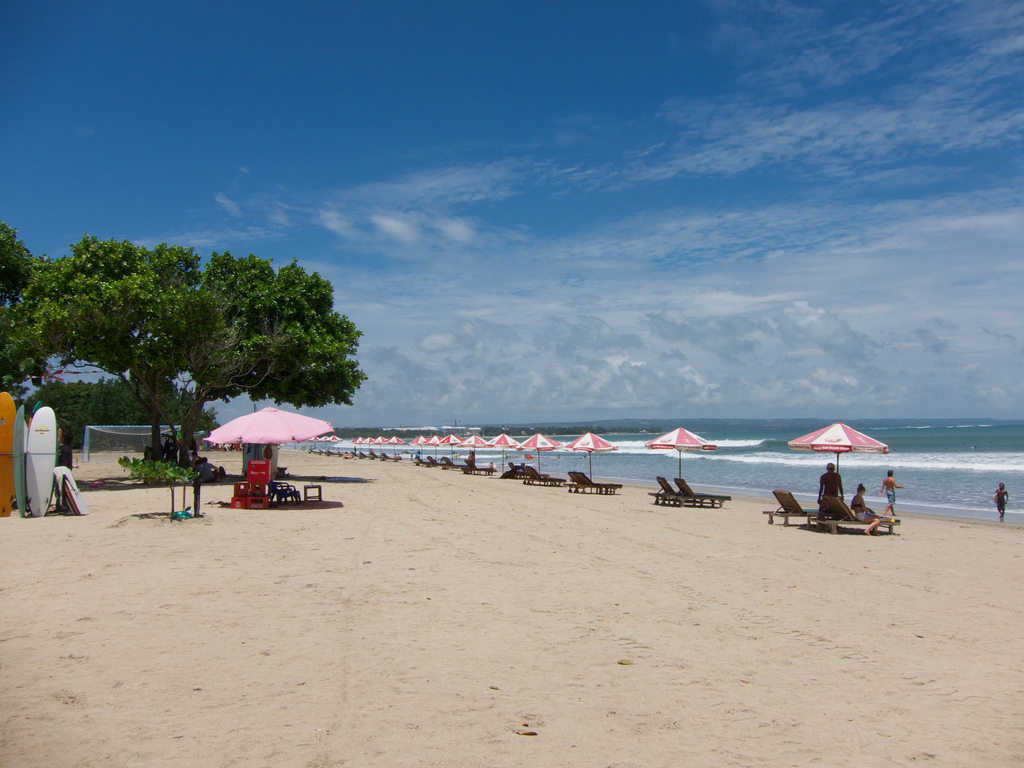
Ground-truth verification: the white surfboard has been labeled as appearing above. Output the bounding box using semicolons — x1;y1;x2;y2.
54;466;88;515
13;405;26;517
25;406;57;517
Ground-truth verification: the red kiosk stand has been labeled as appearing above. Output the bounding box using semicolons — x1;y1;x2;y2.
231;459;271;509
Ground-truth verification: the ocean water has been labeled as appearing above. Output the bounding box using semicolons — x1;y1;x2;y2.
302;422;1024;523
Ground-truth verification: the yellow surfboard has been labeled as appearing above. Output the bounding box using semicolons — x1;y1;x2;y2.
0;392;15;517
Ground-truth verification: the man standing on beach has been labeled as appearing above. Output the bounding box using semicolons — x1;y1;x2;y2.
994;483;1009;522
880;470;903;516
818;462;843;511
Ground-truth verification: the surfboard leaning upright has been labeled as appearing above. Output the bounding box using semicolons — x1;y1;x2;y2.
0;392;15;517
13;405;26;517
25;406;57;517
54;466;88;515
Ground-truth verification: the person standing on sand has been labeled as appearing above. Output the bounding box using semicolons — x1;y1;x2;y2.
880;470;903;515
994;483;1009;522
818;462;843;511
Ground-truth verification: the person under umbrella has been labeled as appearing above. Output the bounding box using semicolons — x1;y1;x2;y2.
488;433;521;474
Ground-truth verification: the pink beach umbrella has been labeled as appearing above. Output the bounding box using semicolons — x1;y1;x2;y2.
458;434;490;466
386;435;406;455
205;407;333;445
488;433;521;471
788;422;889;470
518;433;562;471
564;432;618;478
408;435;430;457
437;433;465;457
426;435;443;456
645;427;717;480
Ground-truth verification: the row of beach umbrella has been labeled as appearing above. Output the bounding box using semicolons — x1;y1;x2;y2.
210;410;890;482
329;421;890;480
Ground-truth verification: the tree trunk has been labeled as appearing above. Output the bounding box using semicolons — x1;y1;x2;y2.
177;395;210;468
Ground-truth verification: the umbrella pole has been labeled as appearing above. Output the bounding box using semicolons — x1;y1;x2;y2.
678;450;683;481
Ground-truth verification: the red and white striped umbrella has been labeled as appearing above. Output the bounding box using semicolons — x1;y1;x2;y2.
488;433;521;450
564;432;618;477
645;427;717;479
408;435;430;457
518;433;562;471
437;433;465;457
458;434;490;448
788;422;888;469
487;433;521;470
386;435;406;455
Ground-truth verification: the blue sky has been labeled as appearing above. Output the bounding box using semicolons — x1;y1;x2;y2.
3;1;1024;427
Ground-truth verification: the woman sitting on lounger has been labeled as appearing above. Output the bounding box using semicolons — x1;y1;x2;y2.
851;483;883;536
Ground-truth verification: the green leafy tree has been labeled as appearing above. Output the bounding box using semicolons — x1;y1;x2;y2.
21;236;207;454
22;237;365;464
0;221;43;396
26;378;217;449
202;251;365;407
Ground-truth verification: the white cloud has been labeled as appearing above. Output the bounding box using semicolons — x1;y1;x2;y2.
215;192;242;217
371;214;420;243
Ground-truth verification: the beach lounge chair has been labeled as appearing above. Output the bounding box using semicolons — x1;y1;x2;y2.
500;462;528;479
764;490;815;526
567;471;622;495
424;456;440;468
461;455;496;476
522;465;566;486
817;496;900;535
674;478;732;508
649;476;687;506
438;456;459;470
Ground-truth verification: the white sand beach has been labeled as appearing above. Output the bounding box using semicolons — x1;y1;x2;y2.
2;449;1023;766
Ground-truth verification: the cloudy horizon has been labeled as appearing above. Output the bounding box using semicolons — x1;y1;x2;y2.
4;1;1023;427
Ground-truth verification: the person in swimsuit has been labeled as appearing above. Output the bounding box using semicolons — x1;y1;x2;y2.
880;470;903;515
994;483;1009;522
818;462;844;511
851;483;883;535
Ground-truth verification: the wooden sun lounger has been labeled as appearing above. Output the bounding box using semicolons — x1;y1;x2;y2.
438;456;460;470
522;465;566;486
764;489;815;526
817;496;900;535
674;478;731;508
500;462;528;479
567;471;622;495
650;476;687;506
461;456;496;476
